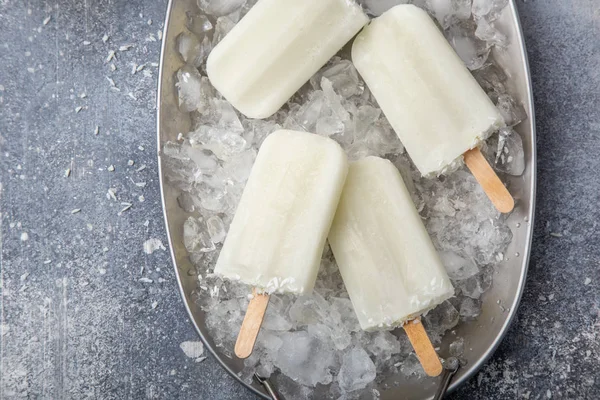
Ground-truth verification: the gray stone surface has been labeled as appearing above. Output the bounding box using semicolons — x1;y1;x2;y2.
0;1;598;400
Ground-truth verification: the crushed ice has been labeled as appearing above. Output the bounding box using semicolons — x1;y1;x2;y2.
162;0;526;397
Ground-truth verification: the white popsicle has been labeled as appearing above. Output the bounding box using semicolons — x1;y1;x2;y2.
207;0;369;119
352;5;505;177
328;157;454;331
215;130;348;295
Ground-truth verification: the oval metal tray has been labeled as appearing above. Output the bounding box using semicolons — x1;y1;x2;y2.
157;1;536;398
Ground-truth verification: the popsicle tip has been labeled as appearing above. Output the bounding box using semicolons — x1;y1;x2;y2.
234;341;253;359
425;361;444;377
496;195;515;214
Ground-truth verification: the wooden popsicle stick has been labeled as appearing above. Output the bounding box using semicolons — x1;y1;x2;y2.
403;318;443;377
234;289;270;359
464;147;514;214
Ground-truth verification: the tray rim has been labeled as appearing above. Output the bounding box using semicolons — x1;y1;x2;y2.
156;0;537;398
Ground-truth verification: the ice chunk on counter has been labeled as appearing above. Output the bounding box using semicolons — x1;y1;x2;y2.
328;157;454;330
207;0;369;119
351;5;505;176
215;130;348;294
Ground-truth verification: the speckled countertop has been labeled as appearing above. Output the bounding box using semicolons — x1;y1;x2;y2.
1;1;599;399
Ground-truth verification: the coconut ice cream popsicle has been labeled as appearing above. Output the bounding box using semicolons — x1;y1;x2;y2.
215;130;348;358
329;157;454;376
207;0;369;119
352;5;514;213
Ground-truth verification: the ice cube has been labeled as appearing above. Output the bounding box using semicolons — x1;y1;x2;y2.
423;300;460;340
330;297;361;332
223;149;256;183
473;63;507;93
163;140;189;160
186;146;219;173
212;99;244;133
329;127;355;150
256;360;275;379
316;58;364;98
205;298;243;349
353;105;381;138
263;312;293;332
255;330;284;356
241;0;259;12
184;216;216;253
346;141;375;162
274;331;335;387
282;113;304;132
289;294;327;327
433;196;457;217
314;257;347;296
207;215;227;243
337;347;376;392
186;12;213;37
363;121;404;156
197;0;246;17
439;251;479;281
176;66;214;113
322;77;350;122
212;16;236;46
365;331;403;361
271;374;315;400
177;192;196;213
400;353;425;378
472;219;514;265
310;322;352;351
294;91;325;132
261;295;294;332
162;142;215;192
459;297;481;319
451;0;472;20
242;119;281;147
496;95;527;127
449;337;465;356
189;125;246;160
428;0;453;28
332;327;353;351
429;0;473;28
193;181;230;213
456;270;492;299
471;0;508;21
176;32;211;68
495;128;525;176
316;116;345;138
163;162;195;192
475;17;508;47
446;21;490;70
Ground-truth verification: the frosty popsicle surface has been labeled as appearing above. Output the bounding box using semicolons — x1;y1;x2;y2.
328;157;454;331
215;130;348;295
351;5;505;177
207;0;369;119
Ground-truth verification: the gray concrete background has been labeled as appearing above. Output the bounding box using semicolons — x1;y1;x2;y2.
1;1;599;399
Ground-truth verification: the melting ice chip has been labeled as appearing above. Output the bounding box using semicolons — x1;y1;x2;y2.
439;250;479;281
337;347;376;392
197;0;246;17
274;331;335;387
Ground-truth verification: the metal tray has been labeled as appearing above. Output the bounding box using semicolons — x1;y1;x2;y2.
157;1;536;398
